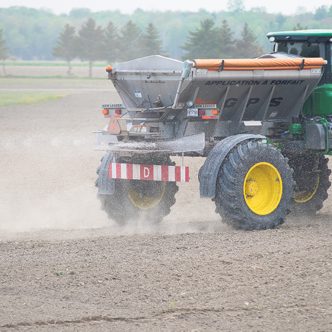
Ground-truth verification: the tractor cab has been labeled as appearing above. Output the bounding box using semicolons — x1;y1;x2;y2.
267;30;332;118
267;30;332;84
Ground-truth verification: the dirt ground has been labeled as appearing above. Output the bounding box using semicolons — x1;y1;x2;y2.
0;77;331;331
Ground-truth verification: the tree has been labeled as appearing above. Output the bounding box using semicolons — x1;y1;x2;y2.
140;23;163;57
275;14;286;29
53;24;77;76
103;22;120;63
182;19;219;59
77;18;104;78
217;20;235;58
0;29;8;75
69;8;91;18
235;23;262;58
227;0;245;12
293;23;308;30
315;6;328;20
118;21;142;61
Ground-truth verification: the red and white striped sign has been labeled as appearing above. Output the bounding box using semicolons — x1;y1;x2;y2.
108;163;190;182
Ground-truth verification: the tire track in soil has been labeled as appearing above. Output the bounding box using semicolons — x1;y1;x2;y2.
1;303;320;329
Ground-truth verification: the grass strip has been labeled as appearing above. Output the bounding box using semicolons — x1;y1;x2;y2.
0;92;66;107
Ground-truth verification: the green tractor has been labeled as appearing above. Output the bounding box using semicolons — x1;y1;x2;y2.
266;30;332;215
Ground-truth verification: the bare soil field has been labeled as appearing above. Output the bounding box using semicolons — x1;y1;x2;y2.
0;77;331;331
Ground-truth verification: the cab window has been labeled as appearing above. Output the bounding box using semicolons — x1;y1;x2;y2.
301;43;320;57
276;42;321;57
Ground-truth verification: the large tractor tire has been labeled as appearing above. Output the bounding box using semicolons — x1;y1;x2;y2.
215;140;293;230
288;154;331;215
96;155;178;225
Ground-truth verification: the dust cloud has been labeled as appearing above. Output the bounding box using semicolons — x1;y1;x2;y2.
0;130;326;239
0;136;221;238
0;81;223;238
0;91;220;238
0;178;223;240
0;186;108;233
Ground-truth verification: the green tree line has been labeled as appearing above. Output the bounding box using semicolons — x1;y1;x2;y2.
182;19;262;59
1;6;332;61
50;17;262;77
52;19;165;77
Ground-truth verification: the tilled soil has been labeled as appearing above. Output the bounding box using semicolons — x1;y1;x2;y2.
0;79;331;331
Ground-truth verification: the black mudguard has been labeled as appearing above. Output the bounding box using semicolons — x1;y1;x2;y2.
199;134;265;198
97;152;116;195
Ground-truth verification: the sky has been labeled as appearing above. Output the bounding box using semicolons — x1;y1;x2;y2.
0;0;331;15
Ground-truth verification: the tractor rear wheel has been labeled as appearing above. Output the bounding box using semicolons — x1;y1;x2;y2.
289;154;331;215
215;140;293;230
97;155;178;225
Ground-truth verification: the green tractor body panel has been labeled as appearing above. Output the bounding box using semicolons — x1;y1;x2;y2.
289;123;303;136
303;84;332;117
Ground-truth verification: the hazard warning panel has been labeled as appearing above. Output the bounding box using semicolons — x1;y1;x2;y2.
108;163;190;183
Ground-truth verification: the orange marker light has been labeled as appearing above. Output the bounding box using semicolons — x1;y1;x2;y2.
202;115;218;120
102;109;109;116
212;109;220;115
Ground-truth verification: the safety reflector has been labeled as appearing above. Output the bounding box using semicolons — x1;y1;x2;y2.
108;163;190;182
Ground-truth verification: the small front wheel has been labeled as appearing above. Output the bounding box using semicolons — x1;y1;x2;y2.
97;155;178;225
215;140;293;230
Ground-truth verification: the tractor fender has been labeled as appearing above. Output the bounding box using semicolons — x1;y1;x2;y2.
199;134;265;198
97;152;116;195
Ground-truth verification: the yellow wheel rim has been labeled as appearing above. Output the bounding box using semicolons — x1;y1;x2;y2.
128;183;166;210
294;175;320;204
243;162;283;216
